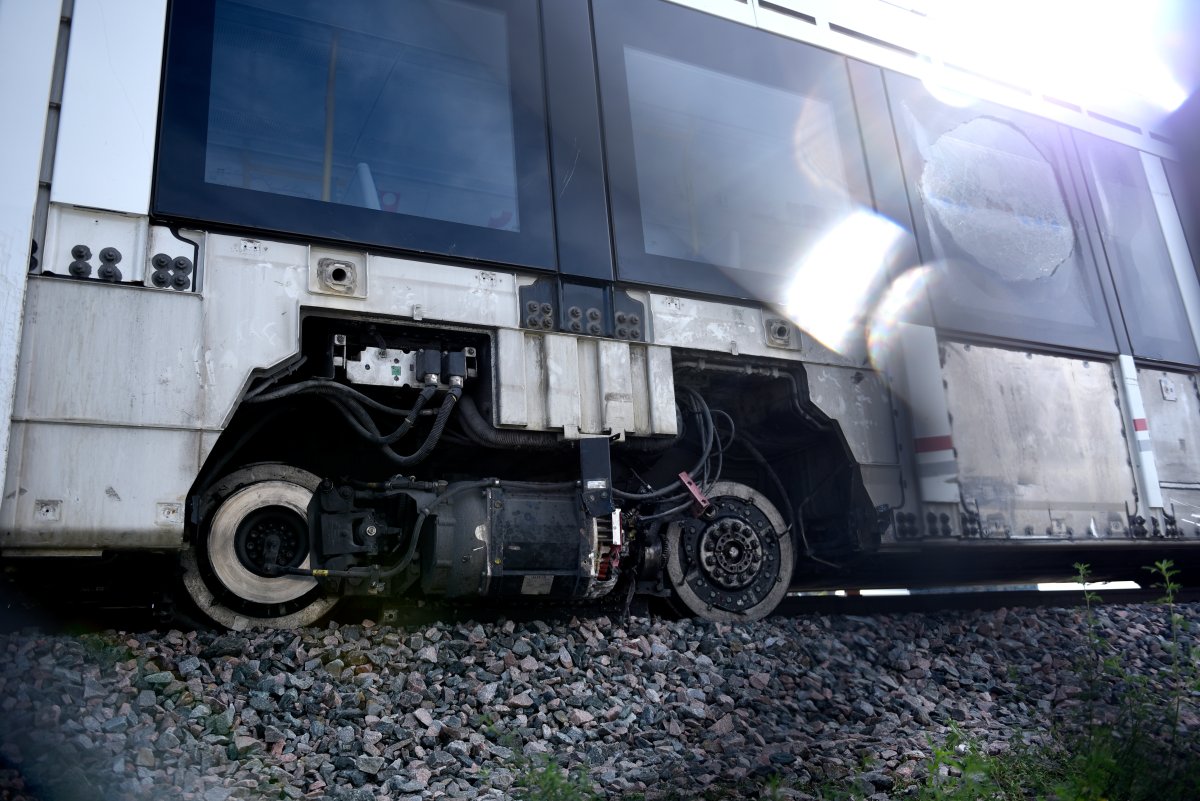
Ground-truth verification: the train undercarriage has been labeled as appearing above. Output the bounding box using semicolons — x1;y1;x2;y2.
180;317;880;629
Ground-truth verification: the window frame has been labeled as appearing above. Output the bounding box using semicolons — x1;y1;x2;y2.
152;0;556;270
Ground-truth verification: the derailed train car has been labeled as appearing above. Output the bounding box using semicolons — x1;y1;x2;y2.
1;0;1197;628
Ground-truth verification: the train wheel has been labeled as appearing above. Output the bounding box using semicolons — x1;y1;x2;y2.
181;464;339;630
664;481;793;622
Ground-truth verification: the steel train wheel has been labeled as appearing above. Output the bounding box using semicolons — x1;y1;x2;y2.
664;481;793;622
181;464;338;630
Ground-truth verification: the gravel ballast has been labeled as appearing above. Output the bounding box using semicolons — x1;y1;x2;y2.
1;602;1197;800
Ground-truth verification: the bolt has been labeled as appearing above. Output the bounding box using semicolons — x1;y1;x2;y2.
71;244;91;260
526;300;539;312
365;525;377;537
569;306;582;319
540;302;552;315
587;308;600;321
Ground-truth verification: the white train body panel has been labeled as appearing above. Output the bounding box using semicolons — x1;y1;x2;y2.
0;1;61;503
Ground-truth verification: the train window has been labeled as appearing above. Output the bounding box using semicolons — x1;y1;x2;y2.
1075;134;1199;365
593;0;872;302
154;0;554;269
886;73;1118;352
1163;158;1200;281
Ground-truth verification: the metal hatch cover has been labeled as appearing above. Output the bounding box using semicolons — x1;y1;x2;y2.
941;343;1135;539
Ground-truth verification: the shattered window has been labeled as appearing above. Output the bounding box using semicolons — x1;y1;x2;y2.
921;118;1074;282
887;72;1117;352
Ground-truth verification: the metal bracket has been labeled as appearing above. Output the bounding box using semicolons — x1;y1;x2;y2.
580;437;615;517
678;472;713;518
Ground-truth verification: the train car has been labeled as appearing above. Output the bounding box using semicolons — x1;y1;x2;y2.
1;0;1197;629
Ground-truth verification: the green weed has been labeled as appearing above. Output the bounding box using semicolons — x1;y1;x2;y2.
514;755;600;801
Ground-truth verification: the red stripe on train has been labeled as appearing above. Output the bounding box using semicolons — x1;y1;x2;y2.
1133;418;1148;432
914;435;954;453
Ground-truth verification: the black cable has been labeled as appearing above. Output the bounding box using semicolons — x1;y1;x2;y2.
194;404;291;487
638;497;695;522
245;378;422;416
244;356;309;400
796;461;852;510
736;437;838;569
456;394;563;450
375;384;435;446
710;409;736;452
377;386;461;467
700;408;734;493
324;394;398;446
612;387;715;502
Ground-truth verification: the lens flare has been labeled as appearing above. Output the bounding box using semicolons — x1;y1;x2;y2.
784;210;912;355
867;266;934;372
918;0;1191;117
919;62;981;109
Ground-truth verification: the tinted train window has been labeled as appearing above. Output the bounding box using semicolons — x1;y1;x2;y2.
1076;134;1198;365
886;73;1117;352
1163;158;1200;280
155;0;554;268
594;0;872;302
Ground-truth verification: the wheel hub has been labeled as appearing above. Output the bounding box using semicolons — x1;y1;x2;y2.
699;518;763;590
205;480;319;606
234;507;308;577
663;481;794;623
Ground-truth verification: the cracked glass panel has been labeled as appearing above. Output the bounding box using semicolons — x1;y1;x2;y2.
921;118;1074;282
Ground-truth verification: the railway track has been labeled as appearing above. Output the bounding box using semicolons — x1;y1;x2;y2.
4;546;1199;635
773;585;1200;618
